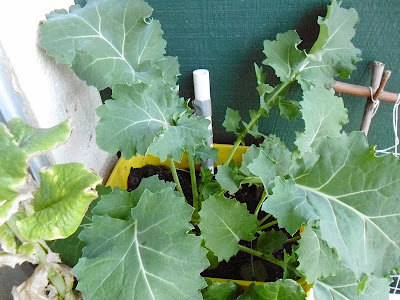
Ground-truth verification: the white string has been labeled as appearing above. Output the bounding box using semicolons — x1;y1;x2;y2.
375;93;400;157
369;86;381;118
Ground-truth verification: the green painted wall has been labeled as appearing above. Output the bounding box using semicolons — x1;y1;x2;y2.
148;0;400;149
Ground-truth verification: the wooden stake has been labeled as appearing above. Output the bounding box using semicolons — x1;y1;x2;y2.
359;61;385;135
331;77;398;103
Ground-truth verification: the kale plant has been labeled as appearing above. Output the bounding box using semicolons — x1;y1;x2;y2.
37;0;400;299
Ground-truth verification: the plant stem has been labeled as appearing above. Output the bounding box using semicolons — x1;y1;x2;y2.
169;158;185;200
7;214;50;264
258;220;278;231
48;271;66;298
238;245;285;269
224;80;294;166
285;235;301;244
224;109;263;166
255;190;267;216
6;217;26;244
188;154;199;211
257;213;271;226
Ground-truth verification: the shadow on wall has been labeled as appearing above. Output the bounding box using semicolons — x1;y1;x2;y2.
0;262;34;299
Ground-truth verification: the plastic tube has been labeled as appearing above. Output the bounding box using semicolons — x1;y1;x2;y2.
193;69;214;171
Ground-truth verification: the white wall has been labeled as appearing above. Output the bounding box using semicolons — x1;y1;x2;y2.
0;2;116;297
0;0;117;179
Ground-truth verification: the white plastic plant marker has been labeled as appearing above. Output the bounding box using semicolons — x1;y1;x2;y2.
193;69;214;171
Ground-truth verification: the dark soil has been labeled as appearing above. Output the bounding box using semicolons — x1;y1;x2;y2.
127;165;294;282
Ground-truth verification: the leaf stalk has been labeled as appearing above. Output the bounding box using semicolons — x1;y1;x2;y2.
168;158;185;200
224;79;295;166
238;245;285;268
255;190;268;216
258;220;278;231
188;154;199;211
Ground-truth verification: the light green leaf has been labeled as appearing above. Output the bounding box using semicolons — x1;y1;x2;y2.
74;188;208;300
0;123;27;225
263;30;307;83
39;0;168;89
215;165;241;194
0;223;16;253
17;163;100;241
297;0;362;89
295;87;348;153
201;279;239;300
96;83;210;161
223;108;242;134
296;224;341;283
266;132;400;278
237;280;306;300
48;184;110;267
7;119;70;156
313;266;390;300
199;195;258;262
257;230;288;254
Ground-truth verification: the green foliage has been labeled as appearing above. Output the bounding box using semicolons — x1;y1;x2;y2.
0;120;70;226
0;118;100;298
215;164;242;194
199;195;258;262
295;87;348;153
39;0;171;89
74;186;209;300
263;30;306;83
298;0;362;89
257;230;288;254
296;224;341;283
17;163;100;241
37;0;399;299
201;279;240;300
237;280;307;300
96;83;211;161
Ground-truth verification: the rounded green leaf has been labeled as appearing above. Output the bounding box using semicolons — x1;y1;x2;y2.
7;118;70;156
0;123;27;225
199;195;258;262
17;163;101;241
39;0;167;89
74;188;208;300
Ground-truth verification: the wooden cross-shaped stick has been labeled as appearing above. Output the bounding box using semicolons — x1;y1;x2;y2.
329;61;397;136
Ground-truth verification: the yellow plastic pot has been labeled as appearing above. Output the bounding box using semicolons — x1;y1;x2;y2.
106;144;248;189
106;144;312;295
